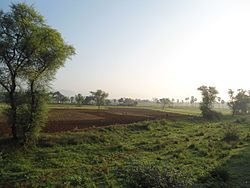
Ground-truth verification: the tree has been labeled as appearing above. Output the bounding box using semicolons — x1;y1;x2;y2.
190;96;197;107
70;96;74;104
118;98;138;106
83;95;94;105
75;93;84;105
0;3;75;142
159;98;172;109
90;90;109;110
197;86;222;120
185;97;190;103
228;89;250;115
52;91;68;103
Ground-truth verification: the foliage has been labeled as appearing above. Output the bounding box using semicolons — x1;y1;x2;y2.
223;125;240;142
160;98;172;109
1;116;250;187
118;98;138;106
122;163;185;188
197;86;222;120
90;89;109;109
0;3;75;142
228;89;250;115
74;93;84;105
197;167;229;187
50;91;69;104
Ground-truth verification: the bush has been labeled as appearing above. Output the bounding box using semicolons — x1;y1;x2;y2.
121;163;184;188
201;108;222;120
234;117;247;124
197;166;229;187
223;126;240;142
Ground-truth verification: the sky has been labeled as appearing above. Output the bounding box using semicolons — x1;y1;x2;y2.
1;0;250;100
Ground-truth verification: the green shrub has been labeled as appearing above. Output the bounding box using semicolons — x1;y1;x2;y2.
201;109;222;120
234;117;247;124
223;126;240;142
197;166;229;187
121;163;184;188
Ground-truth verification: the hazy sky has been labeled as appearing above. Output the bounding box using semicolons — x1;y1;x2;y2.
2;0;250;100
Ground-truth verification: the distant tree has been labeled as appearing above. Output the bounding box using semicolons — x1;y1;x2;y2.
74;94;84;105
228;89;250;115
197;86;222;120
153;98;160;104
105;99;111;106
90;90;109;109
83;95;94;105
185;97;190;104
190;96;195;104
118;98;124;104
52;92;67;103
70;96;74;103
118;98;138;106
159;98;172;109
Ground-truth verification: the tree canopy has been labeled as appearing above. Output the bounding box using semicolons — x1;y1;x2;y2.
0;3;75;142
197;86;221;120
90;90;109;109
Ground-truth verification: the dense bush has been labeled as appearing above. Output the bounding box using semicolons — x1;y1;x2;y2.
122;163;185;188
197;166;229;187
200;107;222;120
223;126;240;142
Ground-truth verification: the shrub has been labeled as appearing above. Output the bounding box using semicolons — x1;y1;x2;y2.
197;166;229;187
223;126;240;142
234;117;247;124
121;163;184;188
201;108;222;120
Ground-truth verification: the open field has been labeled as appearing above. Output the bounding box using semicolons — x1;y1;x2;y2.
0;107;189;135
1;115;250;187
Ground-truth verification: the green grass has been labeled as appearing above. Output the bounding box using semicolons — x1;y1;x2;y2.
1;115;250;187
48;103;231;116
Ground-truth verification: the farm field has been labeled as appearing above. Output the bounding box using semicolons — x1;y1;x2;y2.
1;115;250;187
0;107;189;135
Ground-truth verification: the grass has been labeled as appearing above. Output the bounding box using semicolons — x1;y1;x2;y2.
1;115;250;187
48;103;231;116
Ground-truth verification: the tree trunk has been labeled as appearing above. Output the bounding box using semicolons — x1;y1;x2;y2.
9;91;17;140
30;81;35;126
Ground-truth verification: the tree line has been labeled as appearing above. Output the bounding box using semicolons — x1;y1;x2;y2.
49;90;138;108
198;86;250;119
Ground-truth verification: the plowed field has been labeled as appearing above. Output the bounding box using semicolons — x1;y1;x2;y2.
0;108;188;134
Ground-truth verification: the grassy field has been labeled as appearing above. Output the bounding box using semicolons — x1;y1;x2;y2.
48;103;230;116
1;115;250;187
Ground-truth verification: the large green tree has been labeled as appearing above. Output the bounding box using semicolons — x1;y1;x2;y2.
0;3;75;141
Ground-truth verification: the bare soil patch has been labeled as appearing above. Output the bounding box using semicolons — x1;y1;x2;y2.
0;108;189;134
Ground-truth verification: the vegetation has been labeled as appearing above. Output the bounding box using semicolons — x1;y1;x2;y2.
159;98;172;109
198;86;222;120
0;2;250;188
90;89;109;110
0;3;75;143
228;89;250;115
118;98;138;106
1;116;250;187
